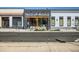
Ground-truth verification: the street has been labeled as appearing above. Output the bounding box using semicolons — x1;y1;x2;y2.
0;32;79;42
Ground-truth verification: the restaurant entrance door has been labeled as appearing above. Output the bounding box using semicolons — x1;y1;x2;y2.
27;16;48;30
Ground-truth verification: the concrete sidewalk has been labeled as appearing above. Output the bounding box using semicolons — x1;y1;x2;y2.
0;42;79;52
0;28;78;32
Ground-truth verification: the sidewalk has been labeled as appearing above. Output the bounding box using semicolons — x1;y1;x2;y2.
0;42;79;52
0;28;79;32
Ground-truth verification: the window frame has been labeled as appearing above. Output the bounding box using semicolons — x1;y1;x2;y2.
59;16;63;26
75;16;79;26
67;16;71;26
51;16;55;26
12;16;22;28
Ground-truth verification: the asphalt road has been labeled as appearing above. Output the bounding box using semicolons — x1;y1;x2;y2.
0;32;79;42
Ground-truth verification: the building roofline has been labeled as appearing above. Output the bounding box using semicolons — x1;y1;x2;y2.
0;7;79;10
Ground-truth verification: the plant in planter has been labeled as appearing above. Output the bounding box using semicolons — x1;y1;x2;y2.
50;29;60;31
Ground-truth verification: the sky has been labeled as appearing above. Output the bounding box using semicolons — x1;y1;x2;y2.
0;0;79;7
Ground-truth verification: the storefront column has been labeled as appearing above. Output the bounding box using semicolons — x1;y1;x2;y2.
64;16;67;27
0;16;2;28
36;18;38;28
9;16;12;28
48;11;51;30
22;16;23;28
71;16;75;27
55;16;59;27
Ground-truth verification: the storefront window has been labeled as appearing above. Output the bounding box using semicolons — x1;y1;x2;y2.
51;16;55;26
12;17;22;28
75;16;79;26
67;16;71;26
59;16;63;26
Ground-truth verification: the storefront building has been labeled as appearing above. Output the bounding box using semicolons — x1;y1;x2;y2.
50;10;79;30
24;9;50;30
0;7;79;31
0;9;24;28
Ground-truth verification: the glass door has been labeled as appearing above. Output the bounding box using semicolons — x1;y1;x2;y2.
2;17;9;28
